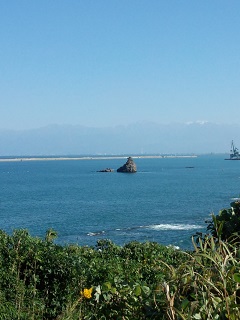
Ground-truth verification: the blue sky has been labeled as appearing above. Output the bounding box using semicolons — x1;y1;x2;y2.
0;1;240;130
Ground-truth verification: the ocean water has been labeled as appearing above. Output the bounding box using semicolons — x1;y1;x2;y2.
0;155;239;250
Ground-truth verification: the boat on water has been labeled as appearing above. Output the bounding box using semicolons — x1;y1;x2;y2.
225;140;240;160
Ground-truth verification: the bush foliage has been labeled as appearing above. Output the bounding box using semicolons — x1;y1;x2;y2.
0;201;240;319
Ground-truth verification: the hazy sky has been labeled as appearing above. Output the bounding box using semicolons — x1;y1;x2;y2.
1;1;239;130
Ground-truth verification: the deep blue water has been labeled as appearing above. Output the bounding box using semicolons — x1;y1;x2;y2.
0;155;239;250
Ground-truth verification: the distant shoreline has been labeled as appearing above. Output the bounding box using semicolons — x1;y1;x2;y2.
0;155;197;162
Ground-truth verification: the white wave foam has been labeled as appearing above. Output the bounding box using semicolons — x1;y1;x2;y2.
147;224;202;231
87;231;105;236
87;224;203;237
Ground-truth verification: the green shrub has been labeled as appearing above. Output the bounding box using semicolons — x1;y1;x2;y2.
0;230;189;319
207;201;240;243
163;237;240;320
1;204;240;320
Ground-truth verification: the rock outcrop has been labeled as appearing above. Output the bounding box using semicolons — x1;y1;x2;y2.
97;168;114;172
117;157;137;173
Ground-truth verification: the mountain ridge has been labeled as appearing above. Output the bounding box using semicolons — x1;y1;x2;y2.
0;122;239;156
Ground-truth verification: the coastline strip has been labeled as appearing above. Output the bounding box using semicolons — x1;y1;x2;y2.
0;155;197;162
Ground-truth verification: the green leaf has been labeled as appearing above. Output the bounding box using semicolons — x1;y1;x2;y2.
233;273;240;283
102;282;112;291
142;285;151;296
103;293;112;301
110;287;117;294
134;285;142;297
181;298;190;310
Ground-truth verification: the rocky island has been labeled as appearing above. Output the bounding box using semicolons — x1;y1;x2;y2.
117;157;137;173
97;168;114;172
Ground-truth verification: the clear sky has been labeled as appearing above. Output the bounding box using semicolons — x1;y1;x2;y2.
0;1;240;130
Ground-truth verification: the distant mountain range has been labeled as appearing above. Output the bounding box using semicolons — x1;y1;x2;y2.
0;122;239;156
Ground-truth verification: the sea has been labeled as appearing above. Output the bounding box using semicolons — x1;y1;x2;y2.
0;154;239;250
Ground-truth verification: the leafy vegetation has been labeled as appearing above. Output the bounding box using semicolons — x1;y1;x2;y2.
0;200;240;319
206;200;240;243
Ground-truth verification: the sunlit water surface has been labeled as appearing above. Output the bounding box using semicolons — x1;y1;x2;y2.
0;155;239;250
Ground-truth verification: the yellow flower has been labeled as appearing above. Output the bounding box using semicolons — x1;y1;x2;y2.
81;287;93;299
